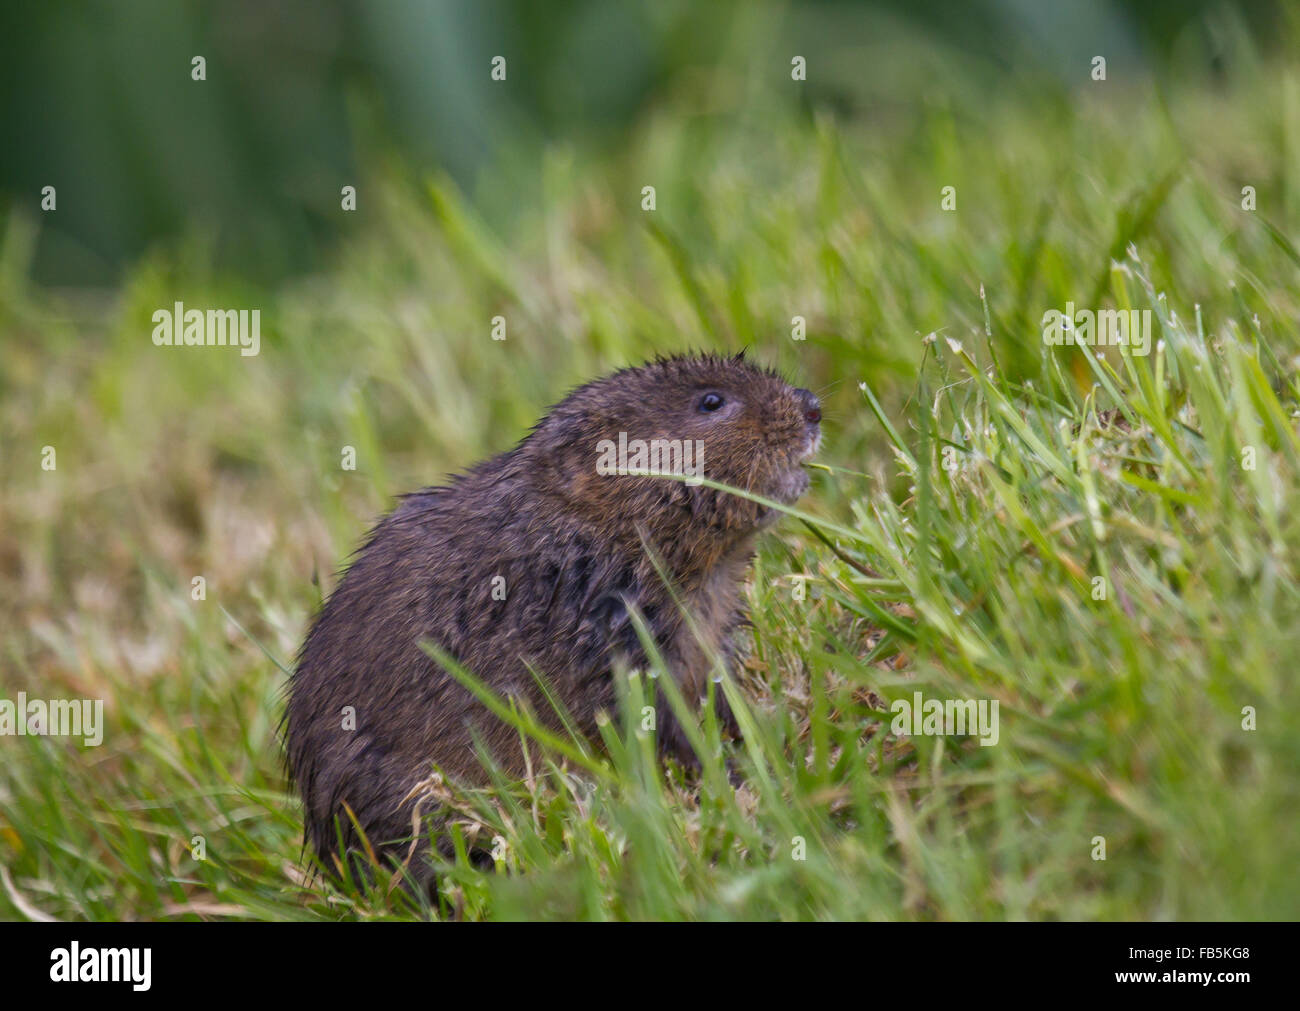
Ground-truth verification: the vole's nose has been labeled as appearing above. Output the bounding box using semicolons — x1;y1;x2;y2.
795;388;821;426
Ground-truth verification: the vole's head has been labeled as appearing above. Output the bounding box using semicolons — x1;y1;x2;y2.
529;352;821;533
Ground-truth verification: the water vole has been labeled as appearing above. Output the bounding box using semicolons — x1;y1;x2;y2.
285;352;821;885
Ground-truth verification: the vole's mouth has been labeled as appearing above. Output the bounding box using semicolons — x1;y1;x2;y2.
764;430;818;505
768;463;811;505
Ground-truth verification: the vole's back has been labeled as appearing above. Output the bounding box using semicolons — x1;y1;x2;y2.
288;453;651;870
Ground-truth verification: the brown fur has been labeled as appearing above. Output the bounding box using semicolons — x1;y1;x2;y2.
284;352;821;888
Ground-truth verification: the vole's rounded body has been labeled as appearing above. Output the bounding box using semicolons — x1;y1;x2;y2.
285;353;820;885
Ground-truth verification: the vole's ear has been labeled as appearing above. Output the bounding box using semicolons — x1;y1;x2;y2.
542;413;582;450
534;415;607;506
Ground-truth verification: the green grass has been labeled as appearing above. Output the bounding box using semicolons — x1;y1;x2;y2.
2;44;1299;920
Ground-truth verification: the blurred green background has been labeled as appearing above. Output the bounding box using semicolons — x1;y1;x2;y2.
1;0;1288;285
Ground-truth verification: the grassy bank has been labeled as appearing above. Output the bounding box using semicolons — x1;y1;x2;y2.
1;50;1298;920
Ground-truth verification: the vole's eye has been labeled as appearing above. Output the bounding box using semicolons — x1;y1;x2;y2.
698;392;726;413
